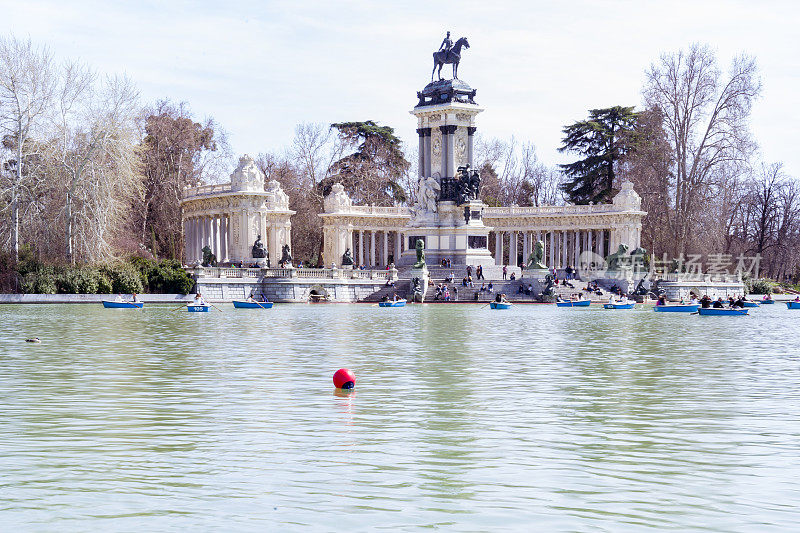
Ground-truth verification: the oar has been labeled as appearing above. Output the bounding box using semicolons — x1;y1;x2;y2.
254;300;267;309
172;302;191;312
208;302;223;312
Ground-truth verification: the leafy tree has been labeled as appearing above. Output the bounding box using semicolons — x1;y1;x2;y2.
559;106;639;204
137;100;224;260
322;121;409;205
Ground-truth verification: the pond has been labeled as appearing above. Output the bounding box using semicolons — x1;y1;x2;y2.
1;302;799;531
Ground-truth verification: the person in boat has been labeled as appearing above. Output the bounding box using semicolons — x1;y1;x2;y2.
713;297;725;309
246;294;256;303
392;293;400;302
115;294;125;303
762;293;773;302
194;293;206;305
495;293;509;304
701;295;712;308
689;295;699;305
656;295;667;306
131;293;140;303
795;296;800;302
733;296;745;308
381;295;390;302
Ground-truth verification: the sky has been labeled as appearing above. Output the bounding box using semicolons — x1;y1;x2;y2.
3;0;798;177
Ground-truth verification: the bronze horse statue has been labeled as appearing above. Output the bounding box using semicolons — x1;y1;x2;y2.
432;37;470;81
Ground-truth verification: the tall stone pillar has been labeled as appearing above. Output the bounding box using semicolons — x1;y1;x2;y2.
522;232;529;263
423;129;432;177
440;125;457;178
417;128;425;178
495;232;503;265
573;230;579;267
358;230;364;266
586;230;592;258
548;231;555;268
220;216;228;262
370;231;376;267
394;231;401;264
382;231;389;266
509;232;518;267
562;231;568;268
467;126;477;167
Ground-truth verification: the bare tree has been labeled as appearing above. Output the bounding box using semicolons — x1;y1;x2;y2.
644;43;760;255
0;36;56;260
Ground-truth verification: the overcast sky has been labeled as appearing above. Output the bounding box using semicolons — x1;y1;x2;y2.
3;0;798;177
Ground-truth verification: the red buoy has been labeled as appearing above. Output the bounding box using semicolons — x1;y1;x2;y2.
333;368;356;389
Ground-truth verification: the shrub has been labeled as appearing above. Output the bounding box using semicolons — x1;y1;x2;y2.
148;259;194;294
59;267;103;294
106;263;144;294
21;265;59;294
746;278;775;295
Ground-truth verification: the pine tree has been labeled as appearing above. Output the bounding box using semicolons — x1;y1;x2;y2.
559;106;639;204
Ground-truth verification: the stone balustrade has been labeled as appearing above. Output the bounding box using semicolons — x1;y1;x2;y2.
189;266;398;281
183;183;232;199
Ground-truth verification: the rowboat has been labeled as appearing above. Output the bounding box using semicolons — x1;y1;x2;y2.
378;299;406;307
654;304;699;313
489;302;512;309
232;300;274;309
187;305;210;312
556;300;591;307
787;301;800;309
741;301;760;308
697;307;748;316
102;301;143;309
603;302;635;309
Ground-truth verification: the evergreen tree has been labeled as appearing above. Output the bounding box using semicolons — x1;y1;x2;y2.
559;106;639;204
322;121;409;205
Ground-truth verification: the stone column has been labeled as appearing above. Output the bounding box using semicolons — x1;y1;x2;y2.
467;126;477;167
440;125;457;178
509;232;518;267
573;230;579;267
417;128;425;178
370;231;376;267
394;231;401;264
382;231;389;266
423;129;432;177
220;216;228;262
548;231;555;268
522;232;529;263
586;230;592;259
562;231;568;268
495;232;503;265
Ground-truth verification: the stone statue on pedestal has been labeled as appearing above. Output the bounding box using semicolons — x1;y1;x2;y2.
432;35;470;81
456;165;480;205
279;244;293;267
605;244;630;271
413;239;426;268
341;248;354;266
201;245;218;267
251;235;267;258
412;176;440;219
526;241;547;270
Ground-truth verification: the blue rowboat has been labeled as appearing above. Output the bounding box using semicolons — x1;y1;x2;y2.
187;305;210;313
603;302;635;309
102;301;143;309
489;302;512;309
698;307;748;316
787;301;800;309
232;300;274;309
556;300;591;307
379;299;406;307
741;301;760;308
654;304;699;313
761;299;775;304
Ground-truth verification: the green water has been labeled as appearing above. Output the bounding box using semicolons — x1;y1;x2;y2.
1;303;799;531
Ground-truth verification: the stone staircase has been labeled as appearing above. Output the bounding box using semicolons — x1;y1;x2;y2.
361;280;412;302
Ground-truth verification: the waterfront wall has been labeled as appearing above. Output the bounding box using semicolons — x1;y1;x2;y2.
0;294;193;304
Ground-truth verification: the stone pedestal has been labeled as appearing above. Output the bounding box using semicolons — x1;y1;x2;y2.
409;266;429;302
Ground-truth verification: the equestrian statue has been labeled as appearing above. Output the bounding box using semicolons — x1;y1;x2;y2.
432;32;470;81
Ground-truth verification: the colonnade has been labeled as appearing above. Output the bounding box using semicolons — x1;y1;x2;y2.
184;214;230;264
352;229;406;267
493;229;610;269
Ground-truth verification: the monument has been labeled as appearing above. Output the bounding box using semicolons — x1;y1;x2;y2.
399;31;493;267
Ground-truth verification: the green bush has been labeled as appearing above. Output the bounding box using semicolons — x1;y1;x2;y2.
147;259;195;294
59;267;104;294
105;263;144;294
21;265;59;294
746;278;775;295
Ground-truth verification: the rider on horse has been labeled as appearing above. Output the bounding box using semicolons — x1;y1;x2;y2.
439;31;453;57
